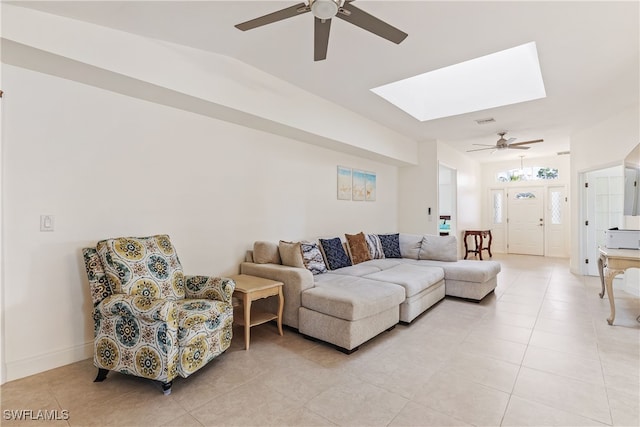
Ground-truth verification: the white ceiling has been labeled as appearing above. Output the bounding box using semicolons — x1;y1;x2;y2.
11;1;640;163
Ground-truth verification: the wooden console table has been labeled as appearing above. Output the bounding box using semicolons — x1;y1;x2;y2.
597;247;640;325
463;230;492;260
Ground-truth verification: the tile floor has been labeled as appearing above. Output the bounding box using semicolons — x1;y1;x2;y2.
1;254;639;426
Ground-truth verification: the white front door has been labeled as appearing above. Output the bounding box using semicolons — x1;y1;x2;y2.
508;187;544;255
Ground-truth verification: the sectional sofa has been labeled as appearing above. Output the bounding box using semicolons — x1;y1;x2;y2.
240;232;500;353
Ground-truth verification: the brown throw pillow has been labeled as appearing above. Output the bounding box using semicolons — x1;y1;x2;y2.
345;232;372;265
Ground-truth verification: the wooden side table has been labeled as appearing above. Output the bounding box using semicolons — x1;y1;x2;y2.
229;274;284;350
463;230;493;260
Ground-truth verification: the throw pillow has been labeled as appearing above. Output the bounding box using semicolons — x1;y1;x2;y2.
278;240;305;268
300;242;328;275
319;237;352;270
365;234;385;259
399;233;423;260
253;241;281;264
378;233;402;258
419;234;458;262
345;232;372;265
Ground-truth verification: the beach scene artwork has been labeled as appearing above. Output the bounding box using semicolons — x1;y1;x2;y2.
365;172;376;201
352;170;366;201
337;166;352;200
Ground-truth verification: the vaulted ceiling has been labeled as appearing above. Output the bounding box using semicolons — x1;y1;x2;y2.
10;1;640;162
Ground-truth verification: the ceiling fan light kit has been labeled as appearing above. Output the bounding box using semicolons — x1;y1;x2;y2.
311;0;340;20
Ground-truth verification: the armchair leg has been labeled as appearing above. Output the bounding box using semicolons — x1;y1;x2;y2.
161;381;172;395
94;368;109;382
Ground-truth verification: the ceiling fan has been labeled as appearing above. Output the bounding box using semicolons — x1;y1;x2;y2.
235;0;408;61
467;132;543;152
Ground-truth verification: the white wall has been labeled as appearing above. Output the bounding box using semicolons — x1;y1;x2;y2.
570;105;640;272
398;141;439;235
1;65;399;381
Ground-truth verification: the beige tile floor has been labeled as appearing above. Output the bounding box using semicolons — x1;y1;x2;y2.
1;254;639;426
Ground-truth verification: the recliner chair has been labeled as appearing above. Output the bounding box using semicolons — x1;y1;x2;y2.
82;234;234;394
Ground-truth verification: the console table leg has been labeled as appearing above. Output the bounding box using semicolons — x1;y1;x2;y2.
597;255;605;299
604;268;618;325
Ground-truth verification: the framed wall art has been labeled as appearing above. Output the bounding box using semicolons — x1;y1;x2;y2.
337;166;352;200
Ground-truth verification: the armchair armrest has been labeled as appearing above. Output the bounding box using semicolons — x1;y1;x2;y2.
98;294;177;325
185;276;235;303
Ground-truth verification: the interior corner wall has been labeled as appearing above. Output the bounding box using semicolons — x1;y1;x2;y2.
398;141;438;235
570;104;640;273
1;65;399;381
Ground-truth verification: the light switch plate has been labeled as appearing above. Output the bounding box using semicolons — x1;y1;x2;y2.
40;215;55;232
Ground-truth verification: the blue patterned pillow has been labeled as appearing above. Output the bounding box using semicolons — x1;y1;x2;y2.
378;233;402;258
319;237;352;270
300;242;328;275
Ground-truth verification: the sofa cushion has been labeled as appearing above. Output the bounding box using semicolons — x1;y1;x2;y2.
319;237;352;270
419;234;458;262
364;264;444;298
378;233;402;258
327;263;381;277
345;232;372;265
414;259;501;282
302;275;405;321
97;235;186;300
279;240;305;268
300;242;328;275
253;241;281;264
365;234;385;259
399;233;423;260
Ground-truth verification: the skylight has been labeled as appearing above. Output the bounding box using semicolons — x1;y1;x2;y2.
371;42;546;122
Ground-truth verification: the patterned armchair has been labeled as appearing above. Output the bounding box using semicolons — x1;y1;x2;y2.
82;234;235;395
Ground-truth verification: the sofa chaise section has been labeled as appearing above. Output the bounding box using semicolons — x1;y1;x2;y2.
300;274;405;352
410;259;500;301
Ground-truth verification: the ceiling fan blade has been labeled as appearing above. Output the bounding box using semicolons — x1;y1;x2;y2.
507;146;530;150
235;3;309;31
467;147;496;152
510;139;544;146
314;17;332;61
336;3;408;44
472;143;497;147
506;137;516;144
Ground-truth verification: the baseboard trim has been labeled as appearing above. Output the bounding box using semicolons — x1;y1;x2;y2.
5;341;92;382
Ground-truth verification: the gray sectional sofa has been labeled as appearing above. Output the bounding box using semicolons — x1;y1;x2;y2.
240;233;500;353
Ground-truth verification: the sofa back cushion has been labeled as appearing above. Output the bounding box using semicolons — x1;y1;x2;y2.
319;237;352;270
279;240;305;268
378;233;402;258
97;234;185;300
300;242;328;275
399;233;423;260
253;241;281;264
345;232;372;265
419;234;458;262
